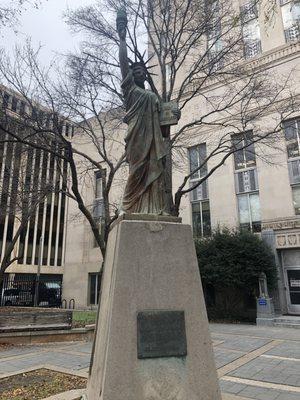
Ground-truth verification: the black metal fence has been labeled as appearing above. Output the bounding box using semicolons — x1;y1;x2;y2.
1;276;62;307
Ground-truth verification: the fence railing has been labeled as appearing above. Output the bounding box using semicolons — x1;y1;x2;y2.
1;277;62;308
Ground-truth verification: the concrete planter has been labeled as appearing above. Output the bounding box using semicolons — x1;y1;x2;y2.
0;307;72;333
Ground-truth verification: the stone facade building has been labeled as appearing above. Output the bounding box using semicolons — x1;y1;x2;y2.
62;0;300;313
2;1;300;315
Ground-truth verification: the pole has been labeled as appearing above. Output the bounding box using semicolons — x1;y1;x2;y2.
34;235;43;307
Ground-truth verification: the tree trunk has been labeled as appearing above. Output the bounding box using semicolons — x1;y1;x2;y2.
163;128;175;215
0;219;27;287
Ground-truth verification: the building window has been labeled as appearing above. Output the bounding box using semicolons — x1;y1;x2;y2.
238;192;261;232
206;0;223;71
189;143;207;179
283;118;300;158
93;170;104;247
89;273;101;305
241;1;261;59
232;132;256;170
235;168;258;193
188;144;211;237
283;118;300;215
95;170;103;200
93;170;104;221
235;170;261;232
232;132;261;231
166;62;172;92
19;101;26;115
11;97;18;112
192;201;211;237
2;92;10;109
280;0;300;43
292;185;300;214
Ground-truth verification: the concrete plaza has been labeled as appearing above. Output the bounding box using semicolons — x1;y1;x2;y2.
0;323;299;400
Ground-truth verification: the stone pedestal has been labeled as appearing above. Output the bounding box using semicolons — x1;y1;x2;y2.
87;216;221;400
256;297;275;326
256;272;276;327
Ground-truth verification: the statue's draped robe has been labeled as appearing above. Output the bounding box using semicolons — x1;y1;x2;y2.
121;71;167;214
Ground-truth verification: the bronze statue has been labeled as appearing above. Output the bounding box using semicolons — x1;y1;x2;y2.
117;9;178;214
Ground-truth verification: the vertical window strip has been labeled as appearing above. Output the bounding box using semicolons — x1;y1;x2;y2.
0;131;7;187
9;143;23;262
18;147;34;263
57;159;68;267
40;153;51;266
206;0;223;70
24;148;39;265
280;0;300;42
47;152;57;266
0;133;8;259
54;153;68;268
54;171;62;267
241;1;261;58
59;158;69;267
284;118;300;159
0;140;15;263
30;149;43;265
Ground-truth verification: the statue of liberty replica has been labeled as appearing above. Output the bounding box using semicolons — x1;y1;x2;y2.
86;8;221;400
117;9;169;214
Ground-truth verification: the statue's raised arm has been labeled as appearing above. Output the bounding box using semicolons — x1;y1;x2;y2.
116;8;129;81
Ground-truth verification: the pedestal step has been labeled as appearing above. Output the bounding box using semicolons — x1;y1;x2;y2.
274;315;300;329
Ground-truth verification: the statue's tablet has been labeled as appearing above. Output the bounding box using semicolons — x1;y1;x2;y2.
159;101;179;126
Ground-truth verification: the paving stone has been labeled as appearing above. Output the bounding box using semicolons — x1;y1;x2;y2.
266;342;300;360
219;380;246;394
0;350;90;374
230;357;300;387
237;385;280;400
60;342;93;354
0;345;45;359
276;393;300;400
213;347;246;368
1;323;300;400
217;335;271;352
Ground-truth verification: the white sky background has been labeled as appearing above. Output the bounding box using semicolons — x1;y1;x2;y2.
1;0;96;68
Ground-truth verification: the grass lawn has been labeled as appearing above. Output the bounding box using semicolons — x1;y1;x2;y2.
72;310;97;328
0;368;86;400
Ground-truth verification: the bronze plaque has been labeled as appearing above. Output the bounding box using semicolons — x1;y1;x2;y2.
137;310;187;359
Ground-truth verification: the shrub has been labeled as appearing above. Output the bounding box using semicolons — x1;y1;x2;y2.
195;229;277;321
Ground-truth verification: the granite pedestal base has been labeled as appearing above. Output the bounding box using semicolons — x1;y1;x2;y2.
87;217;221;400
256;297;276;327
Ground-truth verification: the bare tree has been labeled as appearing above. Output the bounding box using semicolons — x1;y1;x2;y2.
0;44;127;260
66;0;299;215
0;0;298;266
0;1;43;28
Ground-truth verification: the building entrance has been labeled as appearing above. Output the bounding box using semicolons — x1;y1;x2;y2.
284;268;300;314
281;249;300;315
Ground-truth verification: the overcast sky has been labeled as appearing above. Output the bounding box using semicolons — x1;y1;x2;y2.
1;0;96;66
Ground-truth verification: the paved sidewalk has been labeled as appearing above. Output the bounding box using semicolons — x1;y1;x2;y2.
0;323;299;399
